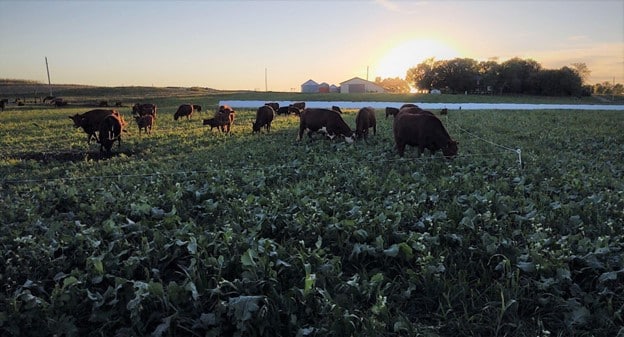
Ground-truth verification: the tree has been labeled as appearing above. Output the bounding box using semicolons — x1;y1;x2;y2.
434;58;480;93
406;58;436;92
571;62;591;84
498;58;542;94
374;77;411;93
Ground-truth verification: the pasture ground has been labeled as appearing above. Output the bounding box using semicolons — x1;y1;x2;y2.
1;91;623;336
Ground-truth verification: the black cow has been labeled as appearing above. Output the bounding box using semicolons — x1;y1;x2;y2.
193;104;202;113
265;102;279;112
99;114;124;154
174;104;194;121
133;103;157;118
393;112;458;158
252;105;275;133
277;106;300;115
298;108;354;143
355;107;376;139
331;105;343;114
135;114;154;135
203;117;229;132
0;99;7;112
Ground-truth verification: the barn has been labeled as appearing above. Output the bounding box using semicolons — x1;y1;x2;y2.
339;77;385;94
319;82;330;93
330;84;340;93
301;79;319;93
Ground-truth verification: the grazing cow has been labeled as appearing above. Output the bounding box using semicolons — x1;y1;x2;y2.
51;98;67;107
291;102;305;110
399;106;434;116
252;105;275;133
203;117;229;131
99;114;124;154
134;114;154;135
174;104;194;121
331;105;343;114
276;106;299;115
355;107;376;139
133;103;157;118
69;109;122;143
385;107;400;119
264;102;279;112
298;108;354;143
216;105;235;133
393;112;458;158
193;104;202;113
0;99;7;112
385;104;423;118
440;108;448;115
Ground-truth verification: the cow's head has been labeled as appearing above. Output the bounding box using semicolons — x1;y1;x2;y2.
68;114;83;127
442;140;459;159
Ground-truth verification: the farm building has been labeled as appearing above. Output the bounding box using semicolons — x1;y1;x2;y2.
339;77;385;94
301;79;319;93
319;82;330;93
330;84;340;93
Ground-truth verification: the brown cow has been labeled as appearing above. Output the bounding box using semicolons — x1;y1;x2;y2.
298;108;354;143
252;105;275;133
99;114;124;154
174;104;194;121
331;105;343;114
135;114;154;135
393;112;458;158
69;109;122;143
216;105;235;133
355;107;376;139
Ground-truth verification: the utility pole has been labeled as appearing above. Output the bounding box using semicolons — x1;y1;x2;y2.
45;57;52;96
366;66;369;81
265;68;268;92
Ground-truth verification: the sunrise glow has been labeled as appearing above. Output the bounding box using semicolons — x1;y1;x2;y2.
375;39;460;80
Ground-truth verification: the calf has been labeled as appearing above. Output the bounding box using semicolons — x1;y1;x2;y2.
135;114;154;135
252;105;275;133
69;109;121;143
174;104;194;121
203;117;229;131
99;114;124;154
298;108;354;143
393;112;458;158
216;105;235;133
355;107;376;139
133;103;157;118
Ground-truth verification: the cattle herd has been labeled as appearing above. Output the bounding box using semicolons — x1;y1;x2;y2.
68;100;458;158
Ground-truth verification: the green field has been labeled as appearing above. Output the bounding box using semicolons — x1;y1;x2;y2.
1;90;623;336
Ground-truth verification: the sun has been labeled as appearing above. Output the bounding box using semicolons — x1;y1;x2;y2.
375;39;460;79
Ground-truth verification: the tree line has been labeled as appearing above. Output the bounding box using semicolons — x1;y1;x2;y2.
375;57;623;97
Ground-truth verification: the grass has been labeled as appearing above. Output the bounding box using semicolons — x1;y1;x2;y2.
0;87;623;337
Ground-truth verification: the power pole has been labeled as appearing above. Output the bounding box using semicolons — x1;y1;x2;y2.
45;57;52;96
265;68;268;92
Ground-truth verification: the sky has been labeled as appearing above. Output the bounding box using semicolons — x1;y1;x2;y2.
1;0;622;92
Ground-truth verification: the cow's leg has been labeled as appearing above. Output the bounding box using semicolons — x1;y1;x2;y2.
397;142;406;157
